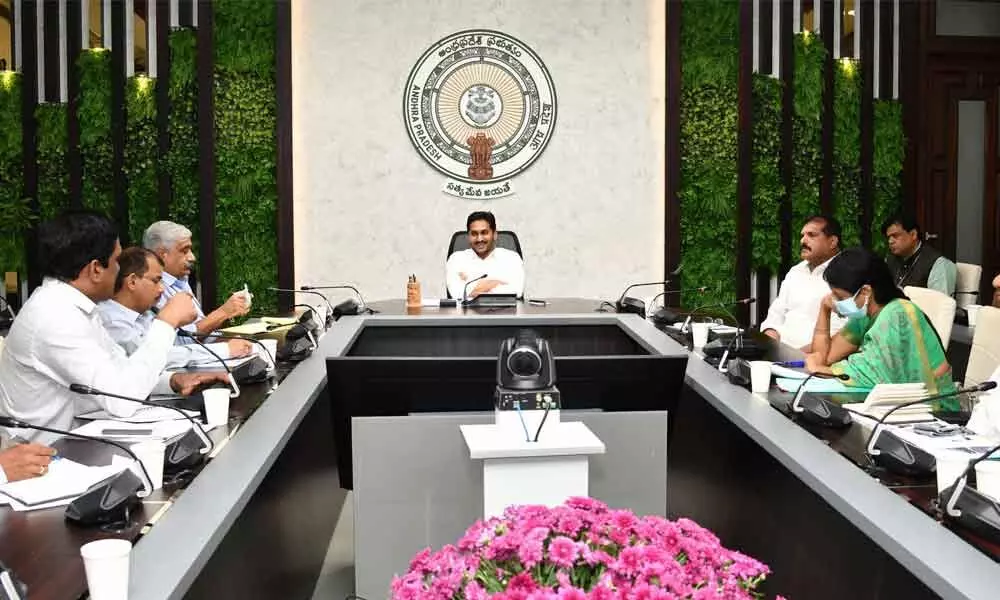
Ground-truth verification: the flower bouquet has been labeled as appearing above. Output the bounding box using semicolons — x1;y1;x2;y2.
391;497;780;599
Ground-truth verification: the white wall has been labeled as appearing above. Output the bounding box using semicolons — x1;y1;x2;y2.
292;0;665;303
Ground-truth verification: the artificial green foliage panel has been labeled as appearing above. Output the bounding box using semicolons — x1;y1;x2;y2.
792;32;824;251
751;75;783;273
35;104;69;221
833;60;861;247
0;72;29;274
679;0;739;307
125;77;158;244
872;100;905;255
679;83;738;308
214;0;278;315
166;29;199;246
681;0;738;89
77;49;114;215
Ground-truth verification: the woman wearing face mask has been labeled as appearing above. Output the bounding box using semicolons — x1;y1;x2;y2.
805;247;957;408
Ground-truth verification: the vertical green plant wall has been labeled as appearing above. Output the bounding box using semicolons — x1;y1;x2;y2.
165;29;199;246
833;60;861;247
78;49;114;215
125;76;158;244
751;74;783;273
679;0;739;306
792;32;824;250
213;0;278;314
0;72;29;274
35;104;69;220
872;100;905;255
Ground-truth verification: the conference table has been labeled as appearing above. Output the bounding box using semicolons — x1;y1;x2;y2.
3;297;999;599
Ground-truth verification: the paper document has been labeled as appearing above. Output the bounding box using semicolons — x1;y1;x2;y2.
775;377;870;394
0;459;125;508
180;354;257;370
77;405;199;423
221;322;270;335
770;364;808;380
261;316;297;326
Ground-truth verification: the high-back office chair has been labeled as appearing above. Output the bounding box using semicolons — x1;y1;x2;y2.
965;306;1000;385
904;286;956;350
445;230;524;299
955;262;983;309
446;230;523;258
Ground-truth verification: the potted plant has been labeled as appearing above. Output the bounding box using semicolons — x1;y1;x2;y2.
391;497;782;599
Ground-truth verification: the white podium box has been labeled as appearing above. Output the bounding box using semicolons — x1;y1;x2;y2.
460;421;606;519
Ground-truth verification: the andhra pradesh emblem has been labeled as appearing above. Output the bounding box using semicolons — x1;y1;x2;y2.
403;30;557;198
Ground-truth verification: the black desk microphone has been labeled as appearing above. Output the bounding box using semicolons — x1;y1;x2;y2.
70;383;214;472
941;438;1000;544
0;416;152;526
462;274;488;305
864;381;997;476
777;371;853;428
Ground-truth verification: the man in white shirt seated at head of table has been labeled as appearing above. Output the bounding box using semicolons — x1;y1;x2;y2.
0;210;229;444
760;214;846;351
143;220;251;341
446;211;525;301
98;246;253;369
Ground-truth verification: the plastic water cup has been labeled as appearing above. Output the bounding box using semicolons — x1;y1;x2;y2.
80;539;132;600
966;304;982;328
935;452;971;494
690;322;710;348
975;459;1000;501
259;339;278;368
129;440;165;490
202;387;231;427
749;361;772;394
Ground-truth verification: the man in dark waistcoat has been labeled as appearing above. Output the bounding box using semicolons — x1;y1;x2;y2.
882;213;956;296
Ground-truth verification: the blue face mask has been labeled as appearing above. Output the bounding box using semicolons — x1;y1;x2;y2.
834;288;868;320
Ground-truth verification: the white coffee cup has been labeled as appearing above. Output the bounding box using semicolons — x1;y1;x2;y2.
749;361;772;394
935;451;971;494
259;338;278;368
975;459;1000;501
966;304;982;328
80;539;132;600
690;322;711;348
202;387;231;427
129;440;165;490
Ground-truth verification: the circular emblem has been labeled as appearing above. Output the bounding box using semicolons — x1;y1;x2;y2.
403;30;557;184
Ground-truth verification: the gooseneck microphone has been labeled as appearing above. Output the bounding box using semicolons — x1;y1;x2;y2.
267;287;336;326
943;439;1000;542
173;331;240;398
681;298;756;333
864;381;997;475
782;371;853;428
462;274;488;305
178;330;276;371
69;383;214;456
0;416;152;525
300;284;371;314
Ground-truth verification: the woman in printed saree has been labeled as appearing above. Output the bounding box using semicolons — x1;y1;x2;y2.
805;247;958;410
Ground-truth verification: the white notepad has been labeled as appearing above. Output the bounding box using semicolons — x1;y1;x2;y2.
0;459;125;507
77;405;199;423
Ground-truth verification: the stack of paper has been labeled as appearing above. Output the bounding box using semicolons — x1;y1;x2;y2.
843;383;934;422
0;459;126;511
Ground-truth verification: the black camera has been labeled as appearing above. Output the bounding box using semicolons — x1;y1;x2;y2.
496;329;556;391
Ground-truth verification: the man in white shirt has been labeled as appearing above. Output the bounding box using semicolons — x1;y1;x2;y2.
143;221;251;341
98;247;252;369
760;215;845;350
0;210;228;443
446;211;525;301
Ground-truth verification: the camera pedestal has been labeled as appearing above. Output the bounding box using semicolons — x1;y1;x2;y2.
459;421;605;519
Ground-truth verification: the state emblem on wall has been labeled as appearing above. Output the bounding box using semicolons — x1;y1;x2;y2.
403;29;557;199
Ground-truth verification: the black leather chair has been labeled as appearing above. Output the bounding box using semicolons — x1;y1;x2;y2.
446;230;523;259
445;230;523;298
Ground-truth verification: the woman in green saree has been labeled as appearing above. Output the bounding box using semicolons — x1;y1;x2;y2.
805;247;957;409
